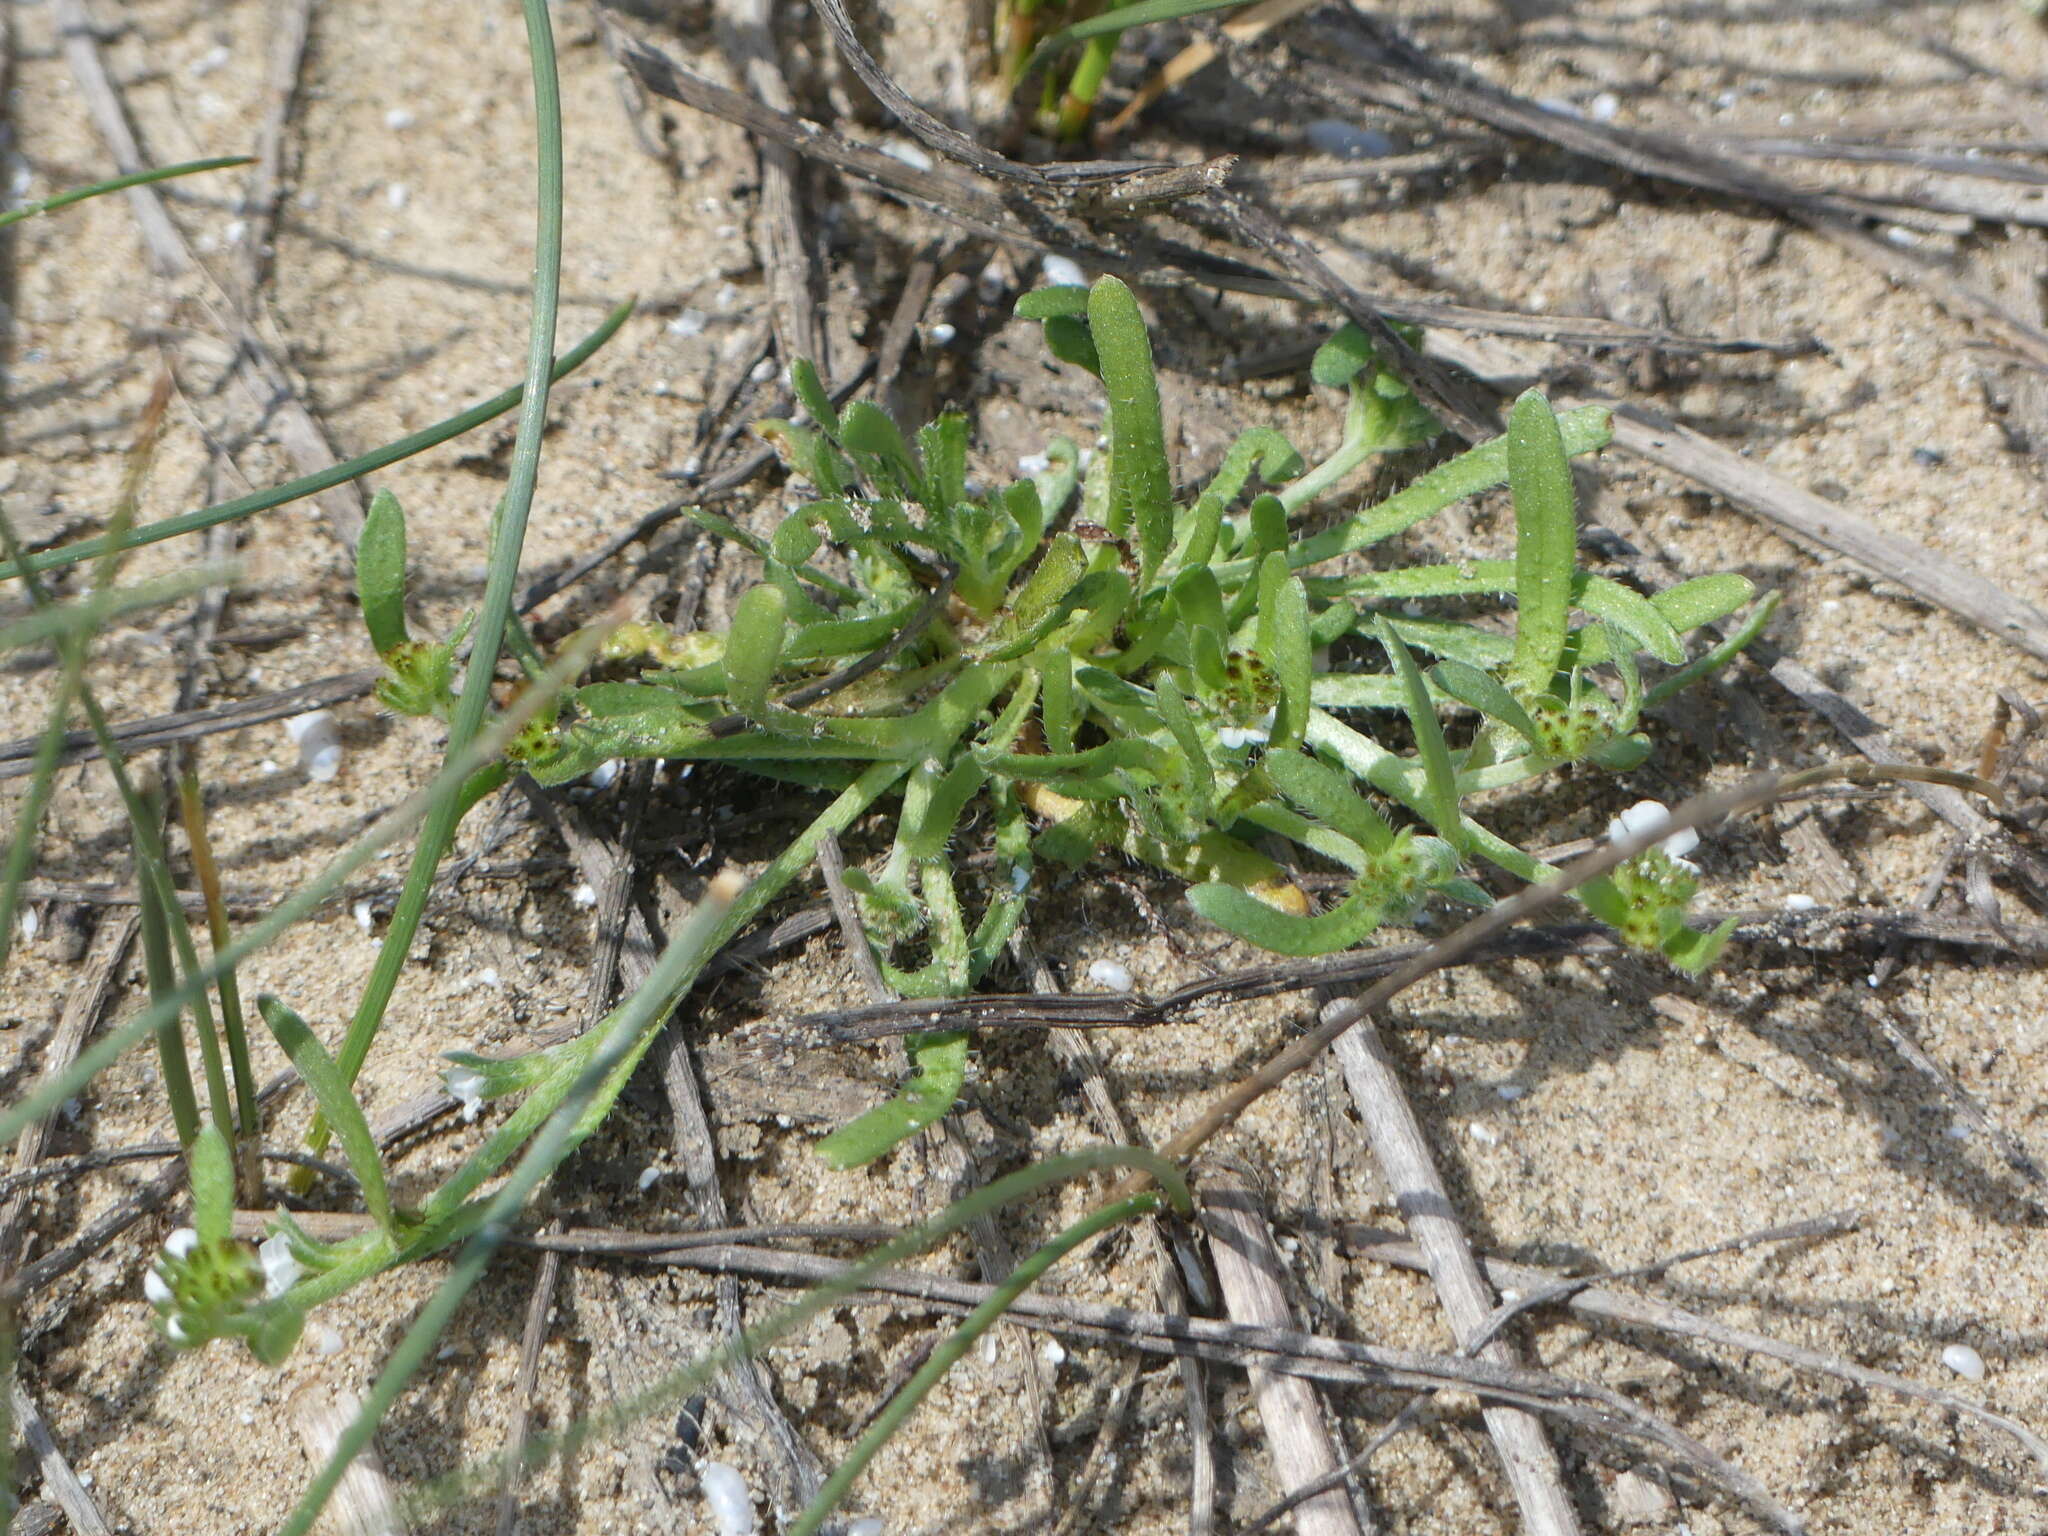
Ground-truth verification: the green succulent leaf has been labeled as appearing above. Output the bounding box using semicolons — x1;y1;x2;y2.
1505;389;1579;695
355;489;410;656
259;995;394;1237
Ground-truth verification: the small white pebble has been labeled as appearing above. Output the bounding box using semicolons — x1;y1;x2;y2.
1496;1083;1526;1102
239;1410;255;1426
1588;92;1620;121
845;1521;885;1536
311;1323;345;1358
699;1462;757;1536
981;1333;1000;1364
749;357;778;384
668;308;709;338
1782;893;1819;912
385;182;409;211
1943;1343;1986;1382
384;107;416;131
879;139;934;172
144;1266;173;1306
1039;1339;1066;1368
715;282;740;310
928;322;957;346
1040;254;1086;288
1469;1123;1500;1146
283;710;343;781
1087;959;1133;993
16;907;37;943
637;1165;662;1191
572;882;598;908
586;759;622;790
165;1227;200;1260
260;758;280;774
1946;1121;1972;1141
352;900;375;935
190;44;232;77
1303;118;1394;159
1016;452;1051;476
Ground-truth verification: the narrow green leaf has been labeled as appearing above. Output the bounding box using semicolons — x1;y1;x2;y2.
1256;553;1312;750
188;1123;237;1248
814;1031;968;1168
356;490;411;655
1014;285;1091;319
723;585;789;720
789;357;840;435
1376;618;1463;847
1505;389;1578;695
1086;277;1173;584
1189;881;1385;956
1263;749;1396;855
259;995;393;1236
1152;674;1214;820
0;155;251;231
1430;658;1543;748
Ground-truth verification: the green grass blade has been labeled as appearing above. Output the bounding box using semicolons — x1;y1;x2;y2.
1024;0;1244;72
259;997;394;1235
1087;278;1174;586
789;1191;1164;1535
0;301;630;584
0;155;251;230
1376;617;1464;847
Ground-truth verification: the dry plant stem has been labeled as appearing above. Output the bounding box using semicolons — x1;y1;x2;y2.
237;0;311;298
51;0;366;545
1114;762;1994;1196
1198;1169;1365;1536
494;1228;562;1536
816;835;1058;1517
1011;932;1219;1536
610;1241;1803;1530
0;915;139;1278
1337;1229;2048;1479
714;0;826;371
1329;1022;1582;1536
8;1378;111;1536
788;908;2046;1039
290;1387;407;1536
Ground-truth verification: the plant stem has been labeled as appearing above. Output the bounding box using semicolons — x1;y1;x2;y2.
305;0;567;1162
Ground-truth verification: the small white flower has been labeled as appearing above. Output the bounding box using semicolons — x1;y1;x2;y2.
446;1063;487;1123
1606;800;1699;867
166;1315;191;1345
164;1227;201;1260
144;1265;173;1306
259;1234;303;1299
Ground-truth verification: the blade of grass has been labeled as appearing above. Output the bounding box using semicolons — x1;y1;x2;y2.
0;301;630;584
304;0;568;1166
0;155;252;230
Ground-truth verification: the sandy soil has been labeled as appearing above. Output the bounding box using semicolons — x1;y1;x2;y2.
4;0;2047;1532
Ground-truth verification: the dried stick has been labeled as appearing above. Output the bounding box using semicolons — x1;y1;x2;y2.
1337;1228;2048;1479
1013;931;1219;1536
1200;1168;1365;1536
0;915;139;1278
604;1239;1804;1531
9;1378;112;1536
290;1386;407;1536
1329;1018;1582;1536
494;1229;563;1536
51;0;366;546
713;0;827;371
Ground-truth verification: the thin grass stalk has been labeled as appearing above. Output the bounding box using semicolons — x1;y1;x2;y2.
305;0;569;1168
0;619;619;1153
177;768;260;1184
273;870;745;1536
132;829;200;1147
0;301;629;585
0;155;250;230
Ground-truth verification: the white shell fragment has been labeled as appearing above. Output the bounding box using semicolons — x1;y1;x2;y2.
283;710;343;781
446;1063;487;1123
1606;800;1699;864
845;1521;885;1536
699;1461;757;1536
352;900;376;935
1943;1343;1987;1381
1087;959;1133;993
